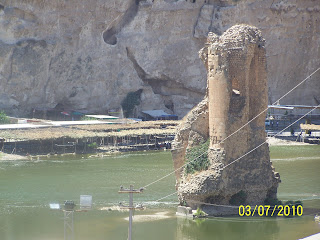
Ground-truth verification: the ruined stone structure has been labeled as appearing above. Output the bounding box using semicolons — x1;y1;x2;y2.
172;25;280;211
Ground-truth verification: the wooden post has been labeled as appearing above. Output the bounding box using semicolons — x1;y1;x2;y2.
63;138;66;154
146;135;149;150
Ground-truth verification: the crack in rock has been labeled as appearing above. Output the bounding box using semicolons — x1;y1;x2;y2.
103;0;142;45
126;46;203;98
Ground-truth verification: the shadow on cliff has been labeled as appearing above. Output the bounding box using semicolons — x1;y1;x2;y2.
103;0;142;45
125;46;204;100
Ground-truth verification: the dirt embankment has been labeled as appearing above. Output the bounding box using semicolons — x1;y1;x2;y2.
0;121;180;157
0;153;27;161
267;137;311;146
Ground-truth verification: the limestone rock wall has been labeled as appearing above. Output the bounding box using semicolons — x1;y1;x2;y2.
195;0;320;106
0;0;319;117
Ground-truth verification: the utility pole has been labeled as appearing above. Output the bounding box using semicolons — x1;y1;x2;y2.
119;185;144;240
64;210;74;240
63;201;76;240
50;196;92;240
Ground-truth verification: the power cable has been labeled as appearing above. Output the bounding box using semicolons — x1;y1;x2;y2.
221;104;319;170
154;192;178;202
142;67;320;189
152;104;320;203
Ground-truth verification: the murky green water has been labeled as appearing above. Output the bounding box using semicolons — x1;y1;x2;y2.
0;146;319;240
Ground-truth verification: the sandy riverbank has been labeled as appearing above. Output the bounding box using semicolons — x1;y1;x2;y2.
0;152;28;161
267;137;311;146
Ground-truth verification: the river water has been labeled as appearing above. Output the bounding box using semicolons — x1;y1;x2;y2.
0;145;319;240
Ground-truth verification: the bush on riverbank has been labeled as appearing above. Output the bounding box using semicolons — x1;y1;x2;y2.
0;111;10;124
194;207;206;217
264;197;303;207
87;142;98;149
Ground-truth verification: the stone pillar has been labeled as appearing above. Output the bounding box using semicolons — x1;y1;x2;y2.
207;45;229;149
172;25;280;211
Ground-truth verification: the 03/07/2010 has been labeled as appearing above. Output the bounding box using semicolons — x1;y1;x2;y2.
238;205;303;217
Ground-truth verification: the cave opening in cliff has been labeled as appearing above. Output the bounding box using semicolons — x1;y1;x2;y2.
103;27;117;45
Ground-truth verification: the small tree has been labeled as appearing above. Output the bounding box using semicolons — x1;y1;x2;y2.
0;111;10;124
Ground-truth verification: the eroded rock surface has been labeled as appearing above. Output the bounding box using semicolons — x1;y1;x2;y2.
0;0;319;117
172;25;280;210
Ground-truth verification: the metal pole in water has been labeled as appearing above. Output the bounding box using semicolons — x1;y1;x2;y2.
128;185;133;240
64;211;66;240
64;210;74;240
119;185;144;240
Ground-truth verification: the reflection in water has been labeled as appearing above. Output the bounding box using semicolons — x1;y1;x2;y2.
177;215;320;240
177;216;281;240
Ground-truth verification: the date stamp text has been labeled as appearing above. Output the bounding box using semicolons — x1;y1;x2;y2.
238;205;303;217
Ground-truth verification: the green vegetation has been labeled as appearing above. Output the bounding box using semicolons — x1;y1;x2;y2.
182;200;187;207
264;198;303;217
87;142;97;149
0;111;10;124
80;116;96;121
194;207;206;217
229;190;247;205
121;89;143;118
185;140;210;175
194;218;206;226
264;198;302;207
194;208;207;224
284;200;303;207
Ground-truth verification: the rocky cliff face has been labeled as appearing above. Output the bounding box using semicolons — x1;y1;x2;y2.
0;0;319;117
